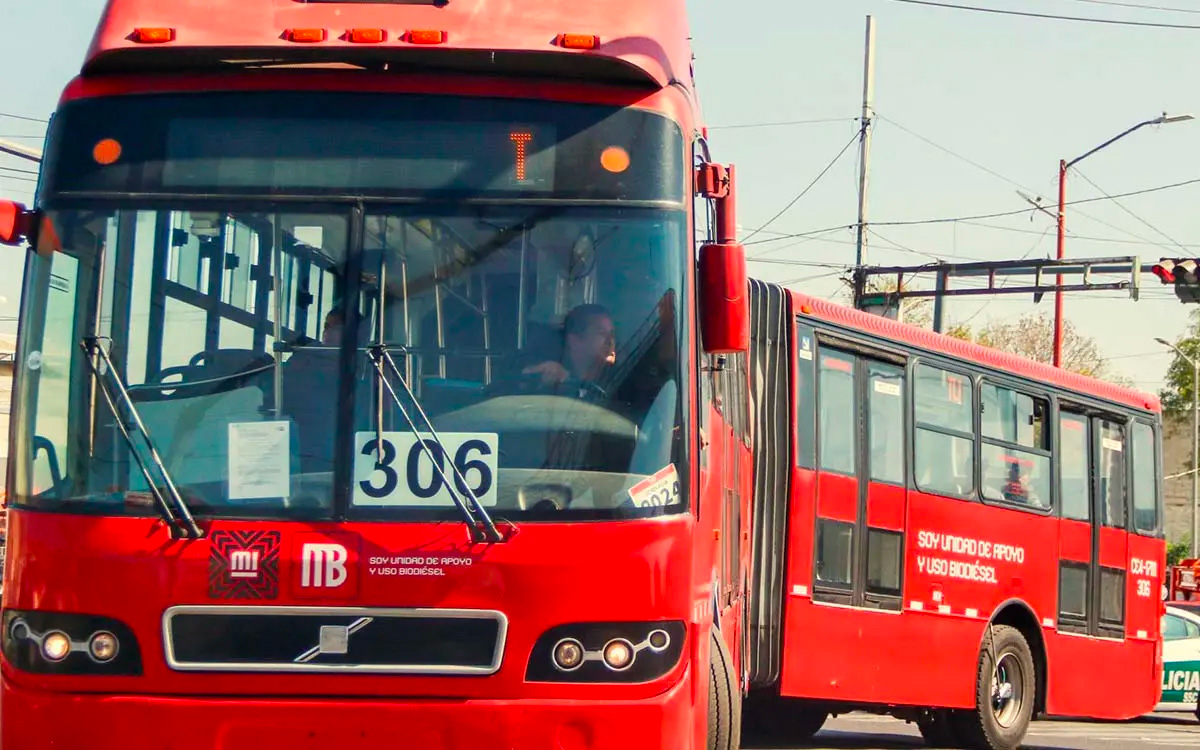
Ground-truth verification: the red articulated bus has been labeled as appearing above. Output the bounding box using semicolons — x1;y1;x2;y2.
741;282;1167;749
0;1;1168;749
0;1;755;748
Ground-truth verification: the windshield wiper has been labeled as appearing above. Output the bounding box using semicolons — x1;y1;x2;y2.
81;337;204;540
366;345;506;544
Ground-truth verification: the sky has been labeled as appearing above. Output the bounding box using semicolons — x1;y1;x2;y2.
2;0;1199;393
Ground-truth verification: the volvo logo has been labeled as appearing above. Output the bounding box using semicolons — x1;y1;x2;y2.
294;617;373;663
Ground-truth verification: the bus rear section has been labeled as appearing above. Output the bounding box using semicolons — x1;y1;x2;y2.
743;280;1166;750
0;1;760;748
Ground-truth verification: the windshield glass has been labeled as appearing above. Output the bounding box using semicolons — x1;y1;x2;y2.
13;205;688;521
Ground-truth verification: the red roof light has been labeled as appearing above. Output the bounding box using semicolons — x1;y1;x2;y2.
406;30;447;45
285;28;327;43
348;28;386;44
556;34;600;50
132;28;175;44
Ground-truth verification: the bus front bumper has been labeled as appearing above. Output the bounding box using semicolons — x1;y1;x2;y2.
1;670;694;750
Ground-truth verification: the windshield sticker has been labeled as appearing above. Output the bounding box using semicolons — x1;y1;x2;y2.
799;335;813;360
353;432;499;507
228;421;292;500
25;350;42;371
208;529;281;600
628;464;682;509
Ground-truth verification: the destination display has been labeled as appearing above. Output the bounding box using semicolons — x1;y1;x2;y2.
41;91;683;202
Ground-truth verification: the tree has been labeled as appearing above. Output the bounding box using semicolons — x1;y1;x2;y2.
839;277;933;329
950;312;1132;386
1167;539;1192;567
1159;308;1200;422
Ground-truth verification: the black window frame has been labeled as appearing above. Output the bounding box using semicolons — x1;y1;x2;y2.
977;378;1054;515
911;359;977;501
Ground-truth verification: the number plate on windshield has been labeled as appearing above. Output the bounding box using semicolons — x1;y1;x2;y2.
353;432;499;507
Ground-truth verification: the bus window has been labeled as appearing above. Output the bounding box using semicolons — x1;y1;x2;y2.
979;383;1050;509
1131;421;1158;535
1099;420;1127;529
913;364;974;497
867;363;904;485
1059;412;1091;521
795;324;816;468
818;351;856;476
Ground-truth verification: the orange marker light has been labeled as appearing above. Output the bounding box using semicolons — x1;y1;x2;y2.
556;34;600;50
286;28;327;43
348;28;386;44
600;146;630;174
93;139;122;166
132;28;175;44
407;30;447;45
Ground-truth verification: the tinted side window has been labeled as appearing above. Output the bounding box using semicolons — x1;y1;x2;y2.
1099;420;1127;529
818;351;856;475
795;325;816;468
1131;421;1158;535
979;383;1050;510
1059;412;1090;522
913;364;974;497
868;363;905;485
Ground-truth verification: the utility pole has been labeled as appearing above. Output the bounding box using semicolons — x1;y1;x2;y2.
854;15;875;271
1157;337;1200;557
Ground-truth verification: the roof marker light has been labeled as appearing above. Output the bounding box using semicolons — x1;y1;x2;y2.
406;30;447;45
556;34;600;50
348;28;386;44
132;28;175;44
286;28;327;43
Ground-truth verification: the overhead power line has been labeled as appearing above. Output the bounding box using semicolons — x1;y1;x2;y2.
1071;166;1189;253
708;117;855;131
1058;0;1200;14
888;0;1200;28
873;176;1200;228
741;132;860;243
0;112;47;124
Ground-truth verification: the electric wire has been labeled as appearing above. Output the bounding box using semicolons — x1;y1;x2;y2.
887;0;1200;28
741;132;860;243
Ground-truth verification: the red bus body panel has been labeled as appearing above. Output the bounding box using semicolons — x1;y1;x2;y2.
778;290;1165;720
84;0;693;88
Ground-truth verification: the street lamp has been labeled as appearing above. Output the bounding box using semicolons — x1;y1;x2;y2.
1053;113;1194;368
1156;336;1199;557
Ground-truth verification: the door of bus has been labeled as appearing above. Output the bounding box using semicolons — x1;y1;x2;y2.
812;345;907;611
1056;408;1129;640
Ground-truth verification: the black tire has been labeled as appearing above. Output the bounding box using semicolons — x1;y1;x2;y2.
707;628;742;750
952;624;1036;750
741;694;827;744
916;709;960;748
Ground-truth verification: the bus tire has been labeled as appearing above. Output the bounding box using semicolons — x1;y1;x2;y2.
707;628;742;750
915;709;959;748
953;624;1035;750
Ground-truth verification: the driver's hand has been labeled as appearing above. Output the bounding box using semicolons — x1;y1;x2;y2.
523;361;569;385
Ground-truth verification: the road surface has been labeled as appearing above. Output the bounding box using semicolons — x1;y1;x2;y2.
743;712;1200;749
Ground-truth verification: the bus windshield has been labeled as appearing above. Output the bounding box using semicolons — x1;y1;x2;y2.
14;204;688;522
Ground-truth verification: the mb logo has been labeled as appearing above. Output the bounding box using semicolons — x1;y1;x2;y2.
301;543;348;588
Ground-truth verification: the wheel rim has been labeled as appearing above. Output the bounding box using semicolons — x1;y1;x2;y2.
990;651;1025;728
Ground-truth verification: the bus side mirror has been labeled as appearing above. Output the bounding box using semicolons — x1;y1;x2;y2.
0;200;36;246
699;241;749;354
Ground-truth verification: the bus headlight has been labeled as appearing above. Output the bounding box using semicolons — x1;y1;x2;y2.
526;621;685;683
1;609;142;675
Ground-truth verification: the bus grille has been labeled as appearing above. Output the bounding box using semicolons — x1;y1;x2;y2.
162;606;507;674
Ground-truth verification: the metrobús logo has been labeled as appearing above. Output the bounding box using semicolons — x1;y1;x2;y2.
291;532;362;598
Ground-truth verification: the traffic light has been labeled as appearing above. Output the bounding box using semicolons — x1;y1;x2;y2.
1152;259;1200;302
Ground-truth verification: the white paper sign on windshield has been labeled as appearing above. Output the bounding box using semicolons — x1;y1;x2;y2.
228;421;291;500
353;432;499;507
